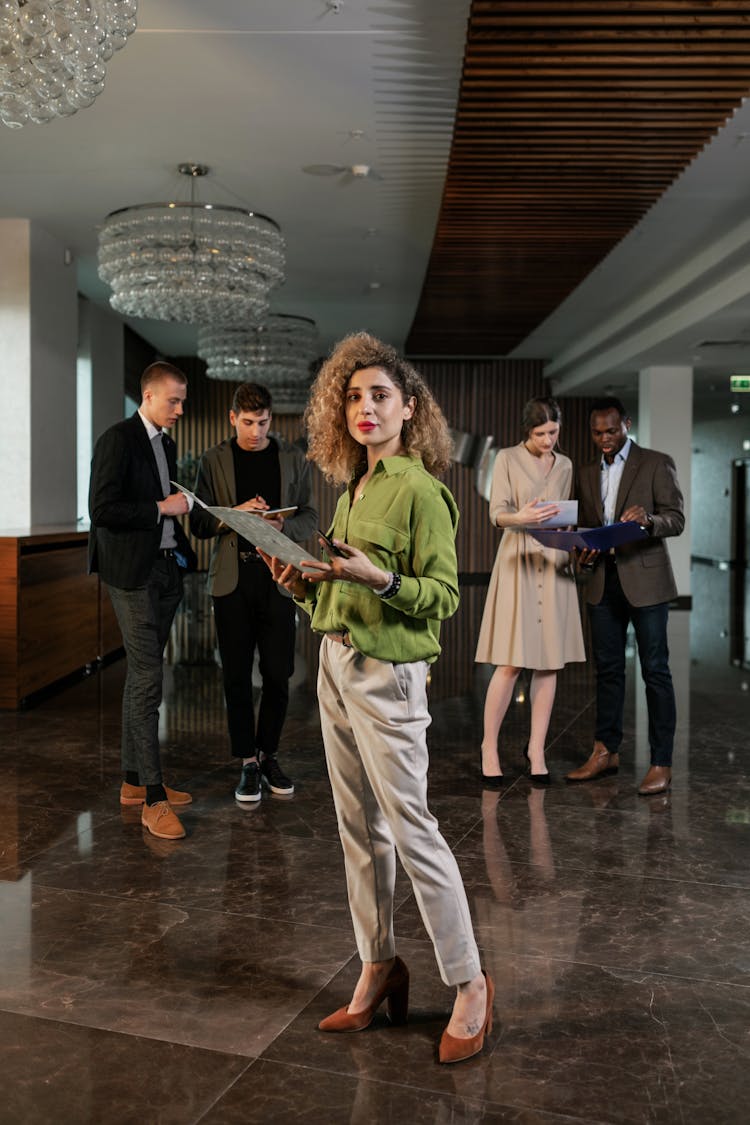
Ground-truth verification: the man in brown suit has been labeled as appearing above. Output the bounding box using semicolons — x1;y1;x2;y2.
566;397;685;795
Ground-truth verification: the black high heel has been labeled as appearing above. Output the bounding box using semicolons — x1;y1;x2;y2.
523;743;551;785
480;751;504;788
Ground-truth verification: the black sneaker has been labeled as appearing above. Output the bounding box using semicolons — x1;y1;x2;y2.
235;761;261;803
260;755;294;795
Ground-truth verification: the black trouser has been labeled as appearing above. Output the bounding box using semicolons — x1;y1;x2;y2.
588;561;676;767
212;559;297;759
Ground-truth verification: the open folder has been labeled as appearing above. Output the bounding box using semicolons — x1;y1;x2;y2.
527;521;648;551
173;484;318;573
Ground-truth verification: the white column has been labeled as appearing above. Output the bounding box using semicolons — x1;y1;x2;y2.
637;365;692;599
0;219;77;529
77;297;124;521
635;365;692;777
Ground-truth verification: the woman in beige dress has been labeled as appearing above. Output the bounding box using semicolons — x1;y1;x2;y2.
475;397;585;783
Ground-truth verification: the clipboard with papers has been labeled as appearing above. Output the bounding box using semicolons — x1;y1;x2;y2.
527;521;649;552
173;484;318;573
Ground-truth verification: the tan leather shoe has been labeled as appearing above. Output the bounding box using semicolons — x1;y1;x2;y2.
120;782;192;807
141;801;186;840
565;743;619;783
638;765;672;796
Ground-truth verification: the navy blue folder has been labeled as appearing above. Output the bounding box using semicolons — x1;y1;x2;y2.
527;521;649;551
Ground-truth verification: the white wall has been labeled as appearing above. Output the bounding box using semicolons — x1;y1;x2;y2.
30;223;77;526
77;297;124;522
0;219;77;529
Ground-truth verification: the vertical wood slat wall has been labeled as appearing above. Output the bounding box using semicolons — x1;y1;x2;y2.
174;354;600;578
170;355;596;698
411;356;595;578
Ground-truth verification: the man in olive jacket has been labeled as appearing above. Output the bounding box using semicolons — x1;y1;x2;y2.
566;397;685;796
191;382;317;803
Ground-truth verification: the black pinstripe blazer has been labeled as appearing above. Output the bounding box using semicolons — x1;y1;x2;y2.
88;412;195;588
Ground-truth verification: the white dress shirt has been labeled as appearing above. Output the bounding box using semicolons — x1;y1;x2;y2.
600;437;631;525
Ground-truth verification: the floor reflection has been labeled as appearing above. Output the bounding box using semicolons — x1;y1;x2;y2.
0;573;749;1123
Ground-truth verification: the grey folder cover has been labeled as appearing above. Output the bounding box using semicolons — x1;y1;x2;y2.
174;484;318;572
528;521;648;551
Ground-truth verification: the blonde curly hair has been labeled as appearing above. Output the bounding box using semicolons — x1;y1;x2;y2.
304;332;453;483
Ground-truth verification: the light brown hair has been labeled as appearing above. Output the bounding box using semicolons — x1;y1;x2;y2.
140;361;187;394
304;332;453;483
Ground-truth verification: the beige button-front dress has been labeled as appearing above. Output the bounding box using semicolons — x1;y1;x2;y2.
475;444;585;670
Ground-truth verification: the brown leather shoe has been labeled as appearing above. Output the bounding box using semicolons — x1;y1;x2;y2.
120;782;192;807
565;743;619;783
141;801;186;840
638;765;672;796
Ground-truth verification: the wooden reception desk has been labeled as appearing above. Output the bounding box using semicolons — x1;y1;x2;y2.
0;525;121;709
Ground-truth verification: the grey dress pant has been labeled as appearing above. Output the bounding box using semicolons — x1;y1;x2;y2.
106;557;183;786
318;636;481;987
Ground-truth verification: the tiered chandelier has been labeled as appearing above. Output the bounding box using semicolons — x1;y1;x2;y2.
197;314;319;411
0;0;137;129
97;163;285;326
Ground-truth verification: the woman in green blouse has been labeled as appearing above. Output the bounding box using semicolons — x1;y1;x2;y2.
261;332;492;1064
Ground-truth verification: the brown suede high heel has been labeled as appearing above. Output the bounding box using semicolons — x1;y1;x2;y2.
438;971;494;1064
317;956;410;1032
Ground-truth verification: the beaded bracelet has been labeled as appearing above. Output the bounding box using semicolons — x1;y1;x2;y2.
376;572;402;600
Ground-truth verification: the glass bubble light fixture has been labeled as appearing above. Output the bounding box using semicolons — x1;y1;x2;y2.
198;314;319;412
0;0;137;128
97;163;286;326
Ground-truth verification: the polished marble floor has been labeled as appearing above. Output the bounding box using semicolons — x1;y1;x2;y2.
1;566;749;1124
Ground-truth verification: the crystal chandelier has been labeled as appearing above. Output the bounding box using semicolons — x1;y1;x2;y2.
97;163;285;326
197;314;319;412
0;0;137;129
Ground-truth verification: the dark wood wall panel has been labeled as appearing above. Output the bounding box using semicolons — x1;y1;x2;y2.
407;0;750;355
417;356;545;574
415;356;595;575
0;531;116;709
171;356;595;701
0;539;19;708
18;546;99;697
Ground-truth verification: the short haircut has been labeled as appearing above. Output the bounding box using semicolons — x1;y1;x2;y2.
141;361;187;394
521;396;561;436
231;382;272;415
590;395;628;420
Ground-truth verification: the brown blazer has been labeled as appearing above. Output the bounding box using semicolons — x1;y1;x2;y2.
576;442;684;608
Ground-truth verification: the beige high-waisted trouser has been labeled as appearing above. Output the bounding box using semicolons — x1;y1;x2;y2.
318;636;481;986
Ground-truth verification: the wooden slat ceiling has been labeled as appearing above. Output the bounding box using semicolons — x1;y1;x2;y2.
406;0;750;356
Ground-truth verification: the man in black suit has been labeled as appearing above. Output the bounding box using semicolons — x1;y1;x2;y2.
89;362;197;840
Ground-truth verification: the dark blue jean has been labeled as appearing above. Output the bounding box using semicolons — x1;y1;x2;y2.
587;563;676;767
106;559;183;785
